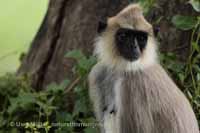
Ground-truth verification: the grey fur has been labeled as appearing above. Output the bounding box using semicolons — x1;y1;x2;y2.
120;64;199;133
89;63;199;133
94;65;117;118
89;64;119;132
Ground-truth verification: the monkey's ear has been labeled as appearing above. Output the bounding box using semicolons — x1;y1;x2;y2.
97;19;107;33
153;26;160;37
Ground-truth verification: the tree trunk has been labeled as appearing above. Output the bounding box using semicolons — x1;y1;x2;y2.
18;0;196;89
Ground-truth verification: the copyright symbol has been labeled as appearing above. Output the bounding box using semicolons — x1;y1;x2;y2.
10;122;15;127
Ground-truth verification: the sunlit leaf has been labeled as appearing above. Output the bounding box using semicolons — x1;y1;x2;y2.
186;90;193;99
188;0;200;12
178;73;185;83
197;73;200;81
192;42;200;52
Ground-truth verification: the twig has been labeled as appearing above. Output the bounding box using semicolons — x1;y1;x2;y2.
65;76;81;93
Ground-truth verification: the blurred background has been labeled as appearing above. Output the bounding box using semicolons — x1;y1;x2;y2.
0;0;199;133
0;0;48;75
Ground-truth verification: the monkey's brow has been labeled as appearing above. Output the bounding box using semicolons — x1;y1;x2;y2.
131;29;151;37
133;30;148;35
135;29;153;37
119;28;150;36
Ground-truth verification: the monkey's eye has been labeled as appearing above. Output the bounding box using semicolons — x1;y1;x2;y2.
137;35;147;42
117;33;127;41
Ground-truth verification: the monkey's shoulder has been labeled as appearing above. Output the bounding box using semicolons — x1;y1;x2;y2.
121;64;186;101
122;64;174;86
89;63;118;86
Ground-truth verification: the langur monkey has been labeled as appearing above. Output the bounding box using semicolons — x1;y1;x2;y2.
88;4;199;133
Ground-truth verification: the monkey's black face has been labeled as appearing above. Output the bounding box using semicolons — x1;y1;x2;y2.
115;28;148;61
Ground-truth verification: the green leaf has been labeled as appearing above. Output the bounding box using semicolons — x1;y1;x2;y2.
178;73;185;83
186;90;193;99
60;79;70;88
7;90;36;114
36;101;56;116
197;73;200;81
73;99;88;116
172;15;198;30
84;127;99;133
188;0;200;12
193;65;200;73
65;50;86;60
46;81;69;94
192;42;200;52
78;56;96;72
18;91;36;105
78;58;91;70
56;111;73;122
7;100;18;114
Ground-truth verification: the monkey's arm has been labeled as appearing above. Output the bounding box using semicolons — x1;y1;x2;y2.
89;63;120;133
88;63;104;122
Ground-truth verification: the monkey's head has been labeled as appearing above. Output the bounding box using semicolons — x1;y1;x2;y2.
94;4;158;71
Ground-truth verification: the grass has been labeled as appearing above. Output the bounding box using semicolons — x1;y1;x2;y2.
0;0;48;75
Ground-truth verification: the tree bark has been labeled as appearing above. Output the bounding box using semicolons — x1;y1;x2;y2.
18;0;196;89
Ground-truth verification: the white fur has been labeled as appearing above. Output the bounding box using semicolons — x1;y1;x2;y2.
103;113;116;133
114;78;122;133
103;78;122;133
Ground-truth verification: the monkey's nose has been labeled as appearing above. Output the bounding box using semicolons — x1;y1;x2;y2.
133;44;137;49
